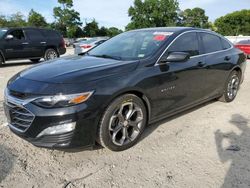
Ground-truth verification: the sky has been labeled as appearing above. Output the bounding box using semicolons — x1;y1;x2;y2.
0;0;249;29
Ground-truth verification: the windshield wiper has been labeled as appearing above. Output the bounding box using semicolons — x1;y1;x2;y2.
90;54;122;60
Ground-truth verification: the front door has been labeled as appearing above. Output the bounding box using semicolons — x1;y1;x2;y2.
144;32;208;119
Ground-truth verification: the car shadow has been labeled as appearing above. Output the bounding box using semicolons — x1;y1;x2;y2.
140;99;216;141
0;145;15;183
215;114;250;187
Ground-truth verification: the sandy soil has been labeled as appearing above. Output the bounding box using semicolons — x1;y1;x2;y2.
0;50;249;188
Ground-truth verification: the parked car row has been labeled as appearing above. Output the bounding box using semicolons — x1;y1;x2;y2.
73;37;109;55
0;27;66;66
235;40;250;59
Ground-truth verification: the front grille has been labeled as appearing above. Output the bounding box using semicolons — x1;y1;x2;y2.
6;102;34;132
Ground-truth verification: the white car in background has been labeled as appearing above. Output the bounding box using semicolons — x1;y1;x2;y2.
74;37;109;55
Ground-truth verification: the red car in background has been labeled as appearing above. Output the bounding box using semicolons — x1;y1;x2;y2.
235;40;250;59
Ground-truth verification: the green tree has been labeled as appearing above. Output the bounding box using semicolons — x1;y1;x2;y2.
126;0;179;30
53;0;82;37
7;12;27;27
0;15;8;27
83;19;99;37
28;9;47;27
107;27;123;37
178;8;209;28
215;9;250;36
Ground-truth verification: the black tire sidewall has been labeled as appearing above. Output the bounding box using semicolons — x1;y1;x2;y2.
223;71;240;102
98;94;147;151
0;55;4;66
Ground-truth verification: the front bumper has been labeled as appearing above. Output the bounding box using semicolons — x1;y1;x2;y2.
3;93;101;149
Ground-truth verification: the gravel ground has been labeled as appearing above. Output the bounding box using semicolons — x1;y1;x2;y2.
0;50;249;188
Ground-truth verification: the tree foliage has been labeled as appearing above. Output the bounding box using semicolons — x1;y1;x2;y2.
126;0;179;30
178;8;209;28
83;20;122;37
53;0;82;37
28;9;47;27
215;9;250;36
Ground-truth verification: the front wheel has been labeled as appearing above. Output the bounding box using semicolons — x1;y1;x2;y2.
44;48;58;61
97;94;147;151
219;71;241;103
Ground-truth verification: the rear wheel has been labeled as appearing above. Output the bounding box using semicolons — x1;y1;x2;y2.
219;71;240;103
0;55;4;67
44;48;58;61
97;94;147;151
30;58;40;63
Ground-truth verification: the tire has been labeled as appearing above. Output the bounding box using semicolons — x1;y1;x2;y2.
30;58;40;63
97;94;147;151
218;71;241;103
0;54;4;67
44;48;58;61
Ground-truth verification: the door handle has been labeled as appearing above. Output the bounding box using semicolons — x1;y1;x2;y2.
197;62;206;67
224;56;231;61
40;42;46;44
22;42;29;45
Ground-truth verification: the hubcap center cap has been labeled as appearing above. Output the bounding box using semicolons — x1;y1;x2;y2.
124;120;128;127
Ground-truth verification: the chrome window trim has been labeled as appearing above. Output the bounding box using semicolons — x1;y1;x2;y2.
155;30;233;66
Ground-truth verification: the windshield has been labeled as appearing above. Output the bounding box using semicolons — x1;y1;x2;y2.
88;31;171;61
0;29;7;38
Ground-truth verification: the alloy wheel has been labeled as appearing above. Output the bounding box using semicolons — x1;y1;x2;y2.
227;74;240;100
109;102;143;146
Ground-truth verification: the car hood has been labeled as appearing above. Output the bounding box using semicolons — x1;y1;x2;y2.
19;55;138;84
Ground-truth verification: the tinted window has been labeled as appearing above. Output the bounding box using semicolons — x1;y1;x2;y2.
41;30;60;39
0;29;7;38
201;33;223;53
221;38;231;49
9;29;25;40
168;32;199;56
26;29;44;41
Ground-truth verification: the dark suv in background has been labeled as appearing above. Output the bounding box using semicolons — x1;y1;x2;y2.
0;27;66;65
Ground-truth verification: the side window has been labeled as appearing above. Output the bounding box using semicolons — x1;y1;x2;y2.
168;32;199;56
9;29;25;40
200;33;223;53
26;29;44;41
221;38;231;50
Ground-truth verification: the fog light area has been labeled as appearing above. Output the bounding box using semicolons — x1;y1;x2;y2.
36;122;76;138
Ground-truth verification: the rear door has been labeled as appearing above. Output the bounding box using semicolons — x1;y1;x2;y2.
4;29;29;59
24;28;46;57
199;32;232;97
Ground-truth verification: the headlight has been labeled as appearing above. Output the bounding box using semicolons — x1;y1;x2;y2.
32;91;94;108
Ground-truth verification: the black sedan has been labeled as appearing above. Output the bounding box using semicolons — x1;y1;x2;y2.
4;27;247;151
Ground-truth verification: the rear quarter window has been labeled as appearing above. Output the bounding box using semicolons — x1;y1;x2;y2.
221;38;231;50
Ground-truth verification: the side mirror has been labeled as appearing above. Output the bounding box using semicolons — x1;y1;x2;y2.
159;52;190;64
5;34;14;40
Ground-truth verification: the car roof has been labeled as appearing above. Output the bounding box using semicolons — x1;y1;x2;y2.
130;27;214;34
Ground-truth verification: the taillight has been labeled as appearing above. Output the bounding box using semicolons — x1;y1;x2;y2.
62;38;66;48
80;45;92;49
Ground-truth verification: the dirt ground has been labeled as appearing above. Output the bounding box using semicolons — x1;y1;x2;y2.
0;49;250;188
